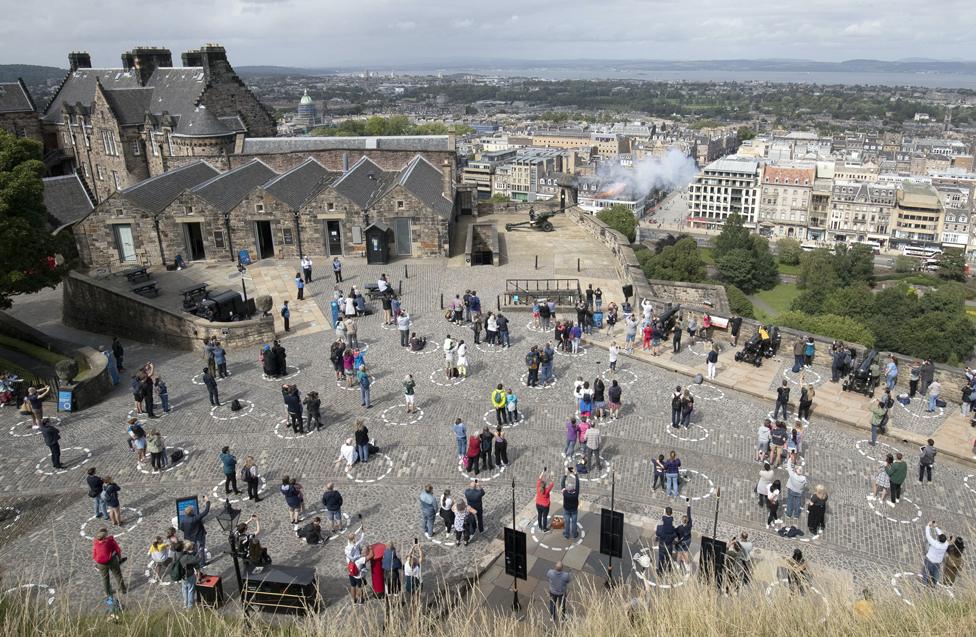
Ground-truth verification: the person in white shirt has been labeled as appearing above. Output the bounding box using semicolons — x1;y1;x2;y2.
922;521;949;586
377;275;389;293
338;438;358;470
456;341;468;377
608;343;619;374
404;542;423;596
300;256;313;283
641;298;654;323
784;456;808;519
397;311;411;347
442;336;456;379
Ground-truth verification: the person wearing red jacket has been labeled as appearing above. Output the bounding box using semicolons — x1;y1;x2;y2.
92;528;127;597
466;435;481;475
536;471;555;532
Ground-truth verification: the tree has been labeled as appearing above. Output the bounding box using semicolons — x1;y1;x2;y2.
640;237;706;282
724;285;754;318
833;244;875;287
797;248;838;290
775;237;802;266
749;235;780;290
488;193;510;204
777;311;875;347
715;248;757;292
737;126;757;141
821;284;875;323
894;255;918;273
596;205;637;243
713;212;751;259
937;247;967;282
0;131;68;309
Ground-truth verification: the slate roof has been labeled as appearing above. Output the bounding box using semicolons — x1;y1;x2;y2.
218;115;246;133
43;67;207;125
190;159;277;213
42;174;93;230
173;105;233;137
392;155;453;218
0;81;35;114
241;135;452;154
332;157;390;209
120;161;219;214
262;158;337;209
102;87;153;126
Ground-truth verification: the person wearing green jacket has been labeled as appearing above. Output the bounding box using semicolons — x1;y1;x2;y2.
869;401;886;446
886;452;908;506
146;430;166;473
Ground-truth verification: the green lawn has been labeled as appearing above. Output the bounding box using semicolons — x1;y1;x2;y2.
699;247;715;265
0;334;89;379
777;260;801;276
751;283;800;319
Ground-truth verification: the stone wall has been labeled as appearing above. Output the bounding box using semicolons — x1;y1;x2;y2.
569;208;654;302
0;311;112;410
62;271;275;352
0;112;42;141
475;200;562;216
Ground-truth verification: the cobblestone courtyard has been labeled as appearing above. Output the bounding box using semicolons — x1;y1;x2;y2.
1;222;974;613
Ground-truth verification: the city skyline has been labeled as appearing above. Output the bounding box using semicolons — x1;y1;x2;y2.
2;0;976;68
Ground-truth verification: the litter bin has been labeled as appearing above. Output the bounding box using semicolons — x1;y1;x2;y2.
592;311;604;328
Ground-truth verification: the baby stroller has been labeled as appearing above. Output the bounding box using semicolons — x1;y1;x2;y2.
842;349;879;397
734;332;765;367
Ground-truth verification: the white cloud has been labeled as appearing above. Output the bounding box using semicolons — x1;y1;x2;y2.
452;18;474;28
393;20;417;31
843;20;883;36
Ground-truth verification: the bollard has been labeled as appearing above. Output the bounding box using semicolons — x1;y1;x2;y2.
398;280;402;295
404;264;409;279
577;258;580;272
440;293;444;310
535;255;538;270
497;294;501;311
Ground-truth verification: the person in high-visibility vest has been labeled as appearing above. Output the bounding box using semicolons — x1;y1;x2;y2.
491;384;508;427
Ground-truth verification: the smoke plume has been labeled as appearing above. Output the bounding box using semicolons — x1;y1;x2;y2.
597;148;697;196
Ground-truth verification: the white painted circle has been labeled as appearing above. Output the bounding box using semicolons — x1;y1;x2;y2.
896;399;945;420
35;446;91;475
765;579;829;618
10;417;60;438
210;399;255;421
407;336;439;356
483;409;525;430
677;469;716;501
262;365;302;381
212;476;268;504
866;495;922;525
2;583;56;606
964;474;976;495
687;383;725;401
273;418;317;439
80;507;144;539
0;506;21;530
380;322;399;331
337;375;376;391
574;410;618;425
632;547;692;589
685;342;710;357
380;405;425;426
564;454;611;482
137;447;189;474
783;367;822;386
890;571;956;606
429;369;466;387
191;371;232;385
145;559;174;586
529;520;585;551
525;322;549;333
458;460;507;482
601;368;638;386
475;341;508;354
554;346;587;358
766;411;810;426
520;372;557;389
667;423;710;442
854;440;902;464
297;510;351;541
345;453;393;484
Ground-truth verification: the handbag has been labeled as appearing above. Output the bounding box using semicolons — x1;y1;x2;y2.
550;515;565;530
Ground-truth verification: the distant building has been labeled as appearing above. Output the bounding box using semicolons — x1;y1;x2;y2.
461;149;516;199
757;164;816;239
0;79;41;141
827;181;896;247
576;176;649;217
294;89;318;130
531;130;628;157
892;182;944;246
686;156;762;230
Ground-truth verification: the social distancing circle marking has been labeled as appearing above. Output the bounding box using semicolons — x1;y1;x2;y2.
458;461;507;482
677;469;716;501
274;418;318;439
520;372;557;389
564;454;611;482
687;383;725;401
601;368;638;386
191;371;231;385
80;507;144;539
529;520;584;551
890;571;955;606
483;409;525;429
345;454;393;484
667;423;710;442
854;440;901;464
0;506;21;530
337;375;376;391
262;365;302;381
35;447;91;475
212;476;267;504
632;547;692;589
381;405;425;426
10;417;61;438
210;399;254;420
137;447;189;474
429;369;466;387
866;495;921;525
2;584;55;606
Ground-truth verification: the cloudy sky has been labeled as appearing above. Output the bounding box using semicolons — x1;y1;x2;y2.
3;0;975;68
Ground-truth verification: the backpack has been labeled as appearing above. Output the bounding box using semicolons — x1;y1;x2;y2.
231;399;243;411
169;449;184;464
240;466;250;482
169;557;186;581
347;560;359;577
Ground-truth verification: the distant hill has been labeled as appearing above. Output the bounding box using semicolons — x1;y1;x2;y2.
0;64;65;85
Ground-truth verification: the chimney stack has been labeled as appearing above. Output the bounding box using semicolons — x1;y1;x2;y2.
342;152;349;172
442;159;454;201
127;47;172;86
183;44;229;79
68;51;91;72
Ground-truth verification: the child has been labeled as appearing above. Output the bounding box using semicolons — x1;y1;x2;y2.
505;388;519;423
147;536;171;582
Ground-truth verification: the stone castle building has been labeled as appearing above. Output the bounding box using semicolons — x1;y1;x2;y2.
0;80;41;140
75;153;456;270
41;44;275;202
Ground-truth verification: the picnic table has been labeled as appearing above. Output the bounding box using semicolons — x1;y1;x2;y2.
131;280;159;298
122;266;150;284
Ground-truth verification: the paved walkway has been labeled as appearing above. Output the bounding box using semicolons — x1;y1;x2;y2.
0;213;971;614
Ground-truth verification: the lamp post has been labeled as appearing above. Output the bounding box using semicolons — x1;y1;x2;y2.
293;210;304;259
153;215;166;266
223;212;235;263
214;498;243;594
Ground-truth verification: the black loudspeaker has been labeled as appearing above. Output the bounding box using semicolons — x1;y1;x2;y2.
622;284;634;300
504;528;527;580
600;509;624;558
698;537;728;585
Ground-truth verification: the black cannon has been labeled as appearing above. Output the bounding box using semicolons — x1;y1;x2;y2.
658;305;681;336
734;325;780;367
843;348;880;396
505;207;556;232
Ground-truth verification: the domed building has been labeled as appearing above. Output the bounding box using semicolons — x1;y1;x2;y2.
294;89;318;131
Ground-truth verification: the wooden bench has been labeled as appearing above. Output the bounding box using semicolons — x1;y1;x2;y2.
365;282;390;300
131;280;159;297
180;283;209;310
123;266;150;284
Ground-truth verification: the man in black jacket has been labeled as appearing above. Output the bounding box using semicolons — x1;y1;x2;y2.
39;419;63;469
283;385;303;433
321;482;344;533
87;467;107;519
774;380;790;421
464;480;486;534
179;497;212;564
561;469;580;539
202;368;219;406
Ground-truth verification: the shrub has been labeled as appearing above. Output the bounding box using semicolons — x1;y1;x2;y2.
596;205;637;243
724;285;754;318
777;311;875;347
893;255;918;273
776;238;802;266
